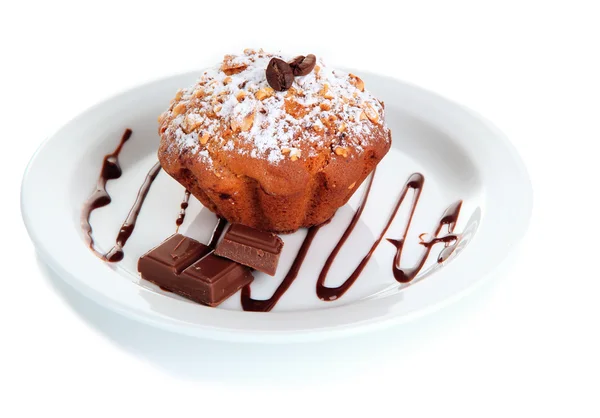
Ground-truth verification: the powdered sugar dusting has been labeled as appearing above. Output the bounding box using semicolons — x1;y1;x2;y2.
159;49;389;166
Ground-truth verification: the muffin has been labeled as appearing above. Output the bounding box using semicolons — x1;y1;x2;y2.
158;49;391;233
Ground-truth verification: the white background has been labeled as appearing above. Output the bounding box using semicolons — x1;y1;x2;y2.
2;0;599;416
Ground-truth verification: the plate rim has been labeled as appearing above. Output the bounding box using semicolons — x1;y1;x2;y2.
21;70;533;342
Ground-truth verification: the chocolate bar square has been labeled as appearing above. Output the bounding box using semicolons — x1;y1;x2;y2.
138;234;211;278
214;224;284;275
179;253;254;306
138;233;253;307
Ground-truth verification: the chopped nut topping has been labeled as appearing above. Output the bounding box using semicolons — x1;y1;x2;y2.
334;146;350;157
348;181;356;189
348;74;365;92
363;104;379;123
230;111;255;132
320;114;337;130
194;89;206;99
213;104;222;113
230;117;240;132
221;55;248;75
174;90;184;101
200;132;210;145
285;87;297;97
236;91;247;102
182;114;202;133
255;87;274;101
319;102;331;111
222;128;233;139
289;148;301;161
284;99;308;118
337;122;347;133
223;76;232;85
241;111;255;132
172;102;187;116
281;147;291;154
319;84;334;99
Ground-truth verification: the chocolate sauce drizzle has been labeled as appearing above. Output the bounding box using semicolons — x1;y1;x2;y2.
388;200;461;282
241;223;325;312
241;172;463;311
316;173;462;299
104;162;162;262
81;129;163;262
81;129;131;258
175;190;191;231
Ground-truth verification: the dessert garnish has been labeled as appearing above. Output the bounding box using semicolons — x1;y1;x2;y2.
265;57;294;91
104;162;161;262
214;224;284;276
138;234;254;307
81;128;132;255
288;54;317;76
179;252;254;307
81;128;162;262
265;54;317;91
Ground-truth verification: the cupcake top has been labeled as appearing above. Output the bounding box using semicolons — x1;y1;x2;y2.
159;49;390;167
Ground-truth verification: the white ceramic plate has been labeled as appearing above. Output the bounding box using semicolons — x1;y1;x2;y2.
21;70;532;342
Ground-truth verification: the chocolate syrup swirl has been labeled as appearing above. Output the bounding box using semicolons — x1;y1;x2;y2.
315;173;423;300
241;223;325;312
81;129;132;258
175;190;191;231
104;162;162;262
241;172;463;311
388;200;462;282
316;173;462;299
81;129;164;262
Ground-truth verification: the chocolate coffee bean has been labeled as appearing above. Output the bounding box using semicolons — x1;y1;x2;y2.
288;54;316;76
266;58;294;91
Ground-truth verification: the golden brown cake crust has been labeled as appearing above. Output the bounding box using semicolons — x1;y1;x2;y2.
158;49;391;232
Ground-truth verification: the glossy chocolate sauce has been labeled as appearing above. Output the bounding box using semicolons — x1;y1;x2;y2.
388;200;462;282
241;172;463;310
315;173;424;300
241;223;325;312
104;162;162;262
81;129;165;262
175;190;191;231
81;129;132;258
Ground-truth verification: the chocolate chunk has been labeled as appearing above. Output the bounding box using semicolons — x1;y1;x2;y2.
138;234;212;275
137;234;254;307
214;224;284;276
265;58;294;91
288;54;316;76
180;253;254;306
